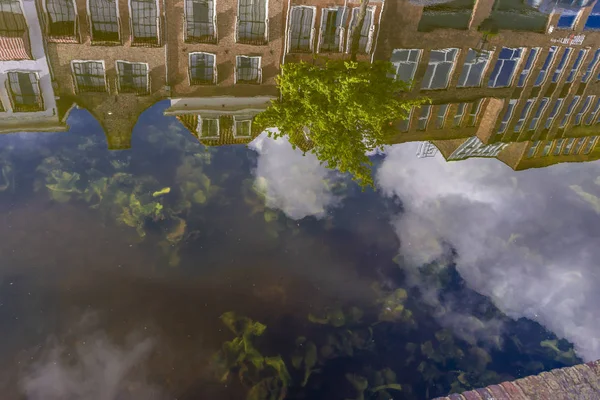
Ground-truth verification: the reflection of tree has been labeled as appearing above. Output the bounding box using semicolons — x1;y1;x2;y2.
256;60;424;188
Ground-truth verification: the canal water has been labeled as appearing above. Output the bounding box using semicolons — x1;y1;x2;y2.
1;101;599;399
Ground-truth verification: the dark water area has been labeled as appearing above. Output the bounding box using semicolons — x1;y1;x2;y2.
0;101;596;400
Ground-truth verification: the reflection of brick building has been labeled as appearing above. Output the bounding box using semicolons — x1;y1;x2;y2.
376;0;600;169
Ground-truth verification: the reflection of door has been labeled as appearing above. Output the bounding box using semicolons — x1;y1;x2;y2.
289;6;313;52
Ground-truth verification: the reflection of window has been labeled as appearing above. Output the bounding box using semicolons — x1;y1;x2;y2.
234;117;252;138
528;97;549;131
457;49;491;88
116;61;149;94
498;99;517;133
514;98;535;132
562;137;576;155
517;47;540;87
582;136;598;154
488;47;524;88
585;98;600;125
417;105;431;130
398;107;413;132
467;99;484;127
541;140;552;156
391;49;422;84
130;0;158;44
551;47;573;83
185;0;216;43
235;56;261;84
319;7;346;53
566;49;587;83
7;72;43;112
421;48;459;90
534;46;557;86
544;98;564;129
582;49;600;82
435;104;449;129
189;52;216;85
572;137;586;153
453;102;467;127
584;0;600;30
526;141;540;158
574;95;594;126
553;139;565;155
288;6;315;53
198;117;219;138
557;11;578;30
72;60;107;92
559;96;580;128
237;0;267;44
347;6;374;54
89;0;120;42
46;0;77;38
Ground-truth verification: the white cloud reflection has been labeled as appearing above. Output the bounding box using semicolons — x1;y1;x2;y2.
377;143;600;361
249;133;344;220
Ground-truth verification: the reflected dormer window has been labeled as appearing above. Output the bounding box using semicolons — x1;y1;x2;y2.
233;117;252;138
185;0;216;43
198;117;219;139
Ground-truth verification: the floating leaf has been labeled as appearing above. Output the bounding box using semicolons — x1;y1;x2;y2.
152;187;171;197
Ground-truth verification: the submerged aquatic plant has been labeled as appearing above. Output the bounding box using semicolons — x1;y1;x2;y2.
0;162;15;193
45;170;82;203
212;312;291;400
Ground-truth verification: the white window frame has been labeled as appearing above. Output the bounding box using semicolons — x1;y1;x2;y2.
317;6;346;53
467;98;484;127
196;116;220;139
457;49;493;88
574;95;595;126
6;70;44;112
421;48;460;90
236;0;269;43
234;55;262;84
70;59;108;93
87;0;120;40
188;52;217;85
582;49;600;83
183;0;217;42
565;48;588;83
453;102;467;127
390;49;422;85
346;6;375;54
526;140;540;158
517;47;541;87
498;99;518;133
528;97;549;131
559;95;580;128
233;116;252;138
287;5;316;53
541;140;553;156
115;60;150;94
562;137;577;155
488;47;524;88
514;98;536;133
398;107;413;132
435;104;449;129
128;0;160;43
585;98;600;125
552;138;565;155
551;47;574;83
572;137;587;153
557;10;581;30
534;46;557;87
44;0;78;35
417;105;432;131
581;136;598;154
544;98;564;129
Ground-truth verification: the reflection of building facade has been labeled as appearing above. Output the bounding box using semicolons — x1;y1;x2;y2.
0;0;67;133
376;0;600;169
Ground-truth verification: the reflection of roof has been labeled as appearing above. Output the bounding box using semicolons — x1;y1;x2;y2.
434;359;600;399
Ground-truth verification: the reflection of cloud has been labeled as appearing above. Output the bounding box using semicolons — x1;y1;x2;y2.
21;317;163;400
377;143;600;361
249;133;344;220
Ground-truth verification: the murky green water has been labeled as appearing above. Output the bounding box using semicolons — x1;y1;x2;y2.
0;102;596;399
